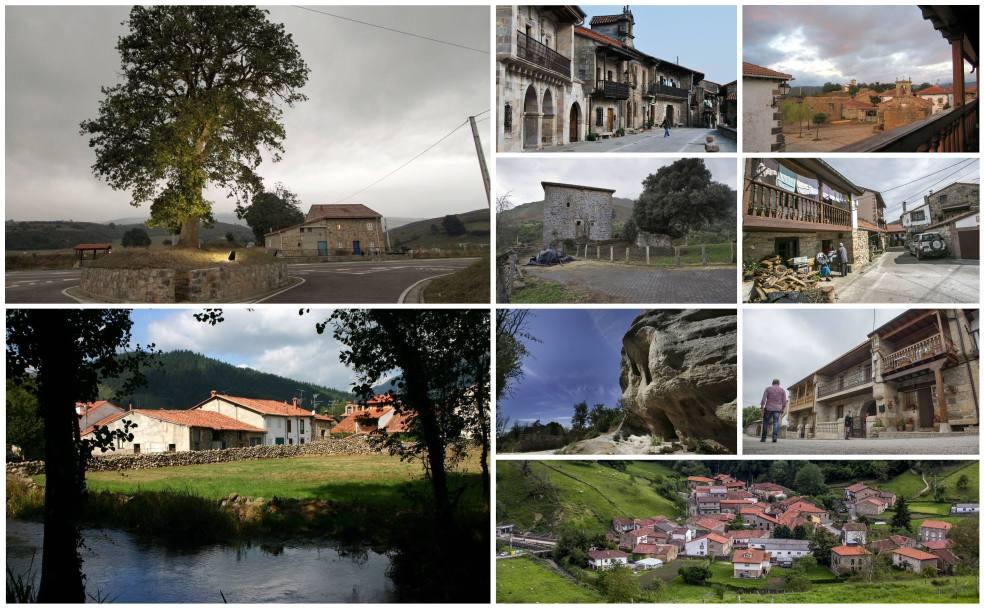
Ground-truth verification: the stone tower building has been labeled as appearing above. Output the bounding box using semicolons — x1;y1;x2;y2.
877;79;931;131
541;181;614;248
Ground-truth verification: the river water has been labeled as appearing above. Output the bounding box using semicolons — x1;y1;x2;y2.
6;520;396;603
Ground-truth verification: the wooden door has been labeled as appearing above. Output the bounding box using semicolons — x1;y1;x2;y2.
607;108;614;132
916;387;934;428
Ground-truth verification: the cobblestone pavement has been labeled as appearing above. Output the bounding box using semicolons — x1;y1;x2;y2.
548;128;736;153
835;250;979;303
743;435;979;455
525;261;736;303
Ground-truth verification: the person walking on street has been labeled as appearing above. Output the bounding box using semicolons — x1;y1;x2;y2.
760;378;787;443
815;250;832;281
843;412;853;440
837;242;849;277
662;116;670;138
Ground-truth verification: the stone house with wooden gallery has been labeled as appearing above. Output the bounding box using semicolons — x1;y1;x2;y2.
496;5;588;151
742;157;882;273
264;204;384;257
779;309;979;440
742;62;792;152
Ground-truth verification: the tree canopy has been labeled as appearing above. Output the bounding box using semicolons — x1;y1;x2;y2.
81;6;309;247
121;227;152;248
632;158;733;239
241;184;305;243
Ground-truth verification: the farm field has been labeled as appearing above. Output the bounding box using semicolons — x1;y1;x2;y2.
496;557;602;603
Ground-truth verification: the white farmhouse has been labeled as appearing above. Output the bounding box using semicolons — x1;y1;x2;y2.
193;391;315;446
841;522;867;546
733;549;771;579
83;408;265;453
742;61;792;153
749;538;812;564
587;549;628;570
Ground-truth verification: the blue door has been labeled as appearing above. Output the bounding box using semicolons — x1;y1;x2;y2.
317;240;328;256
352;240;361;255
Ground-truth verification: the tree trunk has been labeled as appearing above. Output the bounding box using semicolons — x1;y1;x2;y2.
176;216;201;249
36;315;87;603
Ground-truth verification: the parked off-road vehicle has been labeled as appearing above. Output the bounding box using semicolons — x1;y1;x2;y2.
908;232;948;259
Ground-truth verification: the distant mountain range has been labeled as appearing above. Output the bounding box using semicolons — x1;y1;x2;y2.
388;208;489;249
5;220;255;251
98;350;353;414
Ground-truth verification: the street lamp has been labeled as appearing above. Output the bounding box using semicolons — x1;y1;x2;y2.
773;81;791;107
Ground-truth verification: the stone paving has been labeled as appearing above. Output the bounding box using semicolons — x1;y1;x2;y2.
835;250;979;303
743;434;979;455
548;128;736;153
525;260;736;303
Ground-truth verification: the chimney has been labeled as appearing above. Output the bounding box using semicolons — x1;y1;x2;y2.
292;396;300;407
210;389;217;398
128;403;132;411
902;201;907;213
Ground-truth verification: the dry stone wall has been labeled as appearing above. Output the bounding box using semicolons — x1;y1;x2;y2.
80;267;175;302
7;436;380;475
79;262;287;303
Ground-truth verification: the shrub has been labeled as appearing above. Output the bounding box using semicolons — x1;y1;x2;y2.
121;227;152;248
586;132;598;141
615;127;625;137
679;565;712;585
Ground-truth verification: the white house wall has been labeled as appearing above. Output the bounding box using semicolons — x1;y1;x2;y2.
102;412;190;454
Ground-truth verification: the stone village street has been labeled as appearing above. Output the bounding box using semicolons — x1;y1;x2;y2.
743;434;979;456
5;257;476;304
546;127;736;153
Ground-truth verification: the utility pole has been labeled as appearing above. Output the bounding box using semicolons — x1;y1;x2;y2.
384;217;391;252
469;115;491;207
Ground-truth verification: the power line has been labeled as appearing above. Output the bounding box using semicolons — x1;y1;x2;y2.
894;159;977;205
293;5;489;55
878;159;974;193
335;111;489;203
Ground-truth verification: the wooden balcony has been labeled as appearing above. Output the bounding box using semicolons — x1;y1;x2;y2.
882;333;955;374
817;368;872;398
595;80;630;100
516;31;571;79
837;99;978;152
649;83;689;99
744;179;852;232
789;395;814;412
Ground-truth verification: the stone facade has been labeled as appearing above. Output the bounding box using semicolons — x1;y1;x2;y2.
742;63;791;152
878;80;931;131
265;204;384;256
80;267;175;303
541;181;614;247
185;263;288;302
925;182;979;223
743;230;854;263
80;262;287;303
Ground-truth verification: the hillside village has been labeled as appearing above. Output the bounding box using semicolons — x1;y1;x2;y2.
496;461;978;603
75;392;409;453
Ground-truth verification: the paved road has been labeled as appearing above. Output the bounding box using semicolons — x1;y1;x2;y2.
526;260;736;303
6;258;477;304
743;435;979;455
550;128;736;153
6;269;82;303
836;251;979;303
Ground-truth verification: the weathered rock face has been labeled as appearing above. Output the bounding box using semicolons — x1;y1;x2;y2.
619;309;737;452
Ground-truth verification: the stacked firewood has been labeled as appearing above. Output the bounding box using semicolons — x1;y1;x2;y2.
748;255;833;303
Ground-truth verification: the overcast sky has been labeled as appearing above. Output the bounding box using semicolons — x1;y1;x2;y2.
5;5;489;223
826;158;980;222
744;5;976;86
742;308;905;406
496;158;738;205
498;309;641;428
582;5;737;85
131;309;356;392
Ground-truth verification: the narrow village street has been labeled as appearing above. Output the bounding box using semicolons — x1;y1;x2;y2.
548;128;736;153
743;435;979;455
834;250;979;303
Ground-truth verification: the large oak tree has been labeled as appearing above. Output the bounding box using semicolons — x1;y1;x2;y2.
632;158;734;240
81;6;309;247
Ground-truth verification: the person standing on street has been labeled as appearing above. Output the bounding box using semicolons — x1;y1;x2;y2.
843;412;853;440
662;116;670;138
837;242;849;277
760;378;787;443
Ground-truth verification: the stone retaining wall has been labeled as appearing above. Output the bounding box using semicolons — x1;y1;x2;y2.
7;436;380;475
79;262;288;303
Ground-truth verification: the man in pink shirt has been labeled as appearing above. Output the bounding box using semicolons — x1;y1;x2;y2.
760;378;787;443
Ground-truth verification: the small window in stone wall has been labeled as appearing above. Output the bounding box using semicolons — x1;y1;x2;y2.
596;107;603;126
504;103;512;131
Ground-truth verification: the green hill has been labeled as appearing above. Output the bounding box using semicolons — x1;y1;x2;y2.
496;460;681;535
98;350;352;413
388;208;489;250
5;220;255;251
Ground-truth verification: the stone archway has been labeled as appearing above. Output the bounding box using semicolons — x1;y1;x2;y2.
523;85;539;150
542;89;555;146
569;102;581;142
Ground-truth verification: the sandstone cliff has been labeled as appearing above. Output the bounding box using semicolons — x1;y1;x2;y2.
619;309;737;452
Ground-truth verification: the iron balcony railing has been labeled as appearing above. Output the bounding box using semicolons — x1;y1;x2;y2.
516;31;570;78
882;333;954;373
837;98;978;152
817;367;873;398
595;79;630;99
744;179;852;227
649;83;690;99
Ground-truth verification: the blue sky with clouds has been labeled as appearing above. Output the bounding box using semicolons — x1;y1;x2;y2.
581;5;737;85
498;309;643;428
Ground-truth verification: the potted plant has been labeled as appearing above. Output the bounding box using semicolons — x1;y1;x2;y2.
904;415;914;432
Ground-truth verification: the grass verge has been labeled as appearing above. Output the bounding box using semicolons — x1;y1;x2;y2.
89;247;275;270
423;256;489;303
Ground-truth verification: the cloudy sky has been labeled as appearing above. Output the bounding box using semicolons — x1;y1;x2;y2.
744;5;975;86
496;158;738;205
498;309;641;428
742;308;905;406
826;158;980;222
5;5;489;223
130;308;356;392
582;5;737;84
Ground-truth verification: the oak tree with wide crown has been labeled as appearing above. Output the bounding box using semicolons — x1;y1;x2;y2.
81;6;309;247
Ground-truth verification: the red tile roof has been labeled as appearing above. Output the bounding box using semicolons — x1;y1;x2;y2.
921;540;951;550
81;409;264;435
733;549;768;564
726;530;768;540
588;549;628;560
631;543;663;555
893;547;938;561
919;520;952;530
832;545;870;556
845;482;867;492
743;61;792;81
916;85;948;95
206;394;315;418
305;203;381;220
687;476;715;483
331;406;392;434
705;533;730;545
574;26;623;48
73;243;113;251
589;14;625;26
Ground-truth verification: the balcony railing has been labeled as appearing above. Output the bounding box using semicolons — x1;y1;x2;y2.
789;395;814;412
837;98;978;152
745;180;852;228
649;83;690;99
595;80;630;100
882;333;954;374
817;368;872;398
516;31;571;78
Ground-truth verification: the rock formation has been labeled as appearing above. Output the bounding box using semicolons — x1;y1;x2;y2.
619;309;737;452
